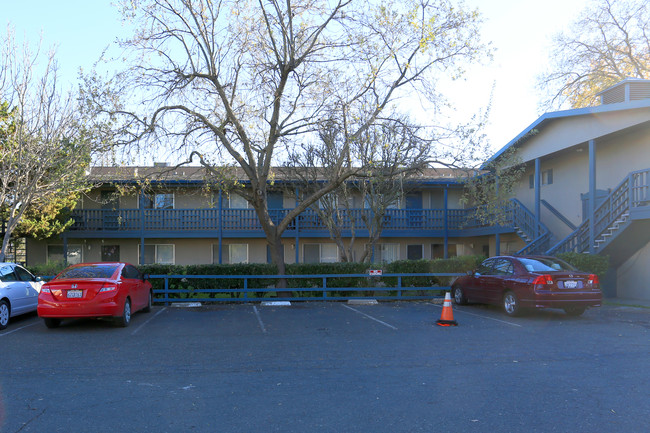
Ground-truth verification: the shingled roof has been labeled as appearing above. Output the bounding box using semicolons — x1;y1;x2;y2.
88;166;470;185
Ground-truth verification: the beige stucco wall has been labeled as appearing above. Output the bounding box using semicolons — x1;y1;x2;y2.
595;125;650;186
616;242;650;300
26;234;503;268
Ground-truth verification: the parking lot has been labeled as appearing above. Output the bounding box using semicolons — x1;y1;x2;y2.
1;301;649;433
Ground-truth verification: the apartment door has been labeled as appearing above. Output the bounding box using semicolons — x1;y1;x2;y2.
406;192;423;227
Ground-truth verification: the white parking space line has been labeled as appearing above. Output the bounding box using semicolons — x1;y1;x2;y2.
342;304;398;330
253;306;267;333
435;305;522;327
0;321;40;337
131;308;167;335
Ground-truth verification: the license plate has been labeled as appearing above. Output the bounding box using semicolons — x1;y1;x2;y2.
563;280;578;289
67;290;83;298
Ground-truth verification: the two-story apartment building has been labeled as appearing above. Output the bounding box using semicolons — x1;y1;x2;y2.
22;78;650;301
26;166;533;269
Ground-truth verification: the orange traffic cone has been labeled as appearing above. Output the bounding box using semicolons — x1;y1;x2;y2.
436;292;458;327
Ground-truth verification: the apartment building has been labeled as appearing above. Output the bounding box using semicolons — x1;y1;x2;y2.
23;78;650;300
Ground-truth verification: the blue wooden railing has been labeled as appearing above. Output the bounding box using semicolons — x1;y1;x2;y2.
68;207;494;233
150;272;464;303
510;198;551;255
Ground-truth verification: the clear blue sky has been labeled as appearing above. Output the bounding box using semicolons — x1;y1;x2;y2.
3;0;591;153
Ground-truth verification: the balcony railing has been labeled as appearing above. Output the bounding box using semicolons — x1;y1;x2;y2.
68;205;525;235
66;201;547;249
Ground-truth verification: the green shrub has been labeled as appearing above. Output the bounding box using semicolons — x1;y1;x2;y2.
26;262;66;279
556;252;609;278
385;255;485;287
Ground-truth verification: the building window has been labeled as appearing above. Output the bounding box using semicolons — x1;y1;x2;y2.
375;244;399;263
431;244;457;258
226;244;249;264
542;169;553;185
47;245;83;265
101;190;119;210
407;244;423;260
212;244;250;264
141;244;175;264
101;245;120;262
304;243;338;263
142;193;174;209
226;194;249;208
529;169;553;188
364;194;399;209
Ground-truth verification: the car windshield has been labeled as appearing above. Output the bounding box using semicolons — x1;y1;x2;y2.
57;264;118;280
518;257;577;273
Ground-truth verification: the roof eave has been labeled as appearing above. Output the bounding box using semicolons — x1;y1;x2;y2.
483;99;650;168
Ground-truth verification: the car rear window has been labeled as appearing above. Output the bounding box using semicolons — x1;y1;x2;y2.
518;257;576;273
57;265;118;280
0;266;17;282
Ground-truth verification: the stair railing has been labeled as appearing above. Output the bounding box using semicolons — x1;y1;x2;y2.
510;199;551;254
547;168;650;254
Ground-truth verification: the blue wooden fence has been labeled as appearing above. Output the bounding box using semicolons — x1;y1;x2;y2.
150;272;464;304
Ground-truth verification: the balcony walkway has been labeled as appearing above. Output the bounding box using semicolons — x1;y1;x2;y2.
66;205;523;239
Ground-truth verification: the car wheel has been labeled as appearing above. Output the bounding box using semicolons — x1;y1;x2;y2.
44;318;61;329
0;300;10;330
115;298;132;327
142;291;153;313
564;307;586;316
503;291;521;317
452;287;467;305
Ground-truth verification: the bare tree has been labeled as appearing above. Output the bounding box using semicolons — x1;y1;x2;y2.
0;27;94;262
82;0;490;278
538;0;650;109
286;116;431;262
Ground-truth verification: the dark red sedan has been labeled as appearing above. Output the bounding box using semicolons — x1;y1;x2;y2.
38;262;153;328
451;255;602;316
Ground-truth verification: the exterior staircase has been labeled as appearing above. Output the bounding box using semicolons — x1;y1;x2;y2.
547;168;650;262
509;199;551;255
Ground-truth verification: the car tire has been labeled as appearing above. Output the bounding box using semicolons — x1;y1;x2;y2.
0;300;10;330
142;291;153;313
452;287;467;305
564;307;586;316
115;298;132;328
44;318;61;329
503;291;521;317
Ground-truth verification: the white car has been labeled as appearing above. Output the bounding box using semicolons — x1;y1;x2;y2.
0;263;44;330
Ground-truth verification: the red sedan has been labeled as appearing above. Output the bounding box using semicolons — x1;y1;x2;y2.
38;262;153;328
451;255;602;317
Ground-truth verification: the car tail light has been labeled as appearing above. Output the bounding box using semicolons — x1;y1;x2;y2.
588;274;599;287
99;284;117;293
41;287;51;294
532;275;553;285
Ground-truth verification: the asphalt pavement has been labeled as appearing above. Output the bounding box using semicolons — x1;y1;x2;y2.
1;301;649;433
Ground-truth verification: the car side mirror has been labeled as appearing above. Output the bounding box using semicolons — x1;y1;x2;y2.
34;276;43;282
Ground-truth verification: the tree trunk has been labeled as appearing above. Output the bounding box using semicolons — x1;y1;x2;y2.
268;235;291;298
0;215;20;263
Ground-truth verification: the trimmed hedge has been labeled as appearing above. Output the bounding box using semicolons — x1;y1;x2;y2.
30;253;611;299
133;258;484;299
